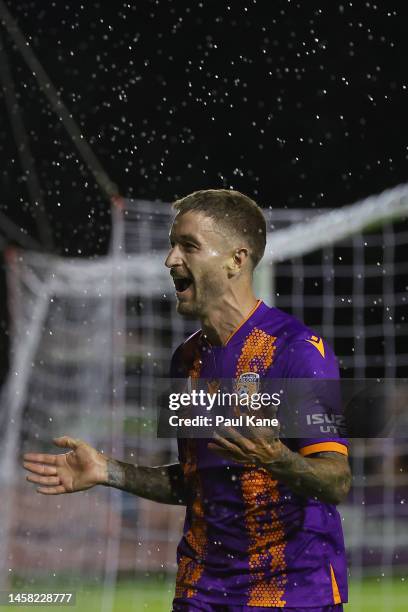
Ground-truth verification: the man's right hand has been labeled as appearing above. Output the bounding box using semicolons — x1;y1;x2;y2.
23;436;108;495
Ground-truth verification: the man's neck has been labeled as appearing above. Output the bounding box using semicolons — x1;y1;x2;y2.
200;291;259;346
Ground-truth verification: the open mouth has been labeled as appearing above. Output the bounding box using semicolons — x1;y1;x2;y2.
173;277;193;293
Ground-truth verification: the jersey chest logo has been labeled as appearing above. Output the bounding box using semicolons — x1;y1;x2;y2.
235;372;260;397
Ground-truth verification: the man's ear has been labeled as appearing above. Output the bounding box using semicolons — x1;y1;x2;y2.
233;247;251;268
225;247;251;277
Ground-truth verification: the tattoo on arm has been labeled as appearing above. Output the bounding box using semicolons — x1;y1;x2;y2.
104;460;187;505
264;448;351;504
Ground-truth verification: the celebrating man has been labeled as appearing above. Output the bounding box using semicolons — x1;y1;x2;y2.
24;189;351;611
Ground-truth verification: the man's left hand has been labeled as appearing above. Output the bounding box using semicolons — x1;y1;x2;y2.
208;422;290;467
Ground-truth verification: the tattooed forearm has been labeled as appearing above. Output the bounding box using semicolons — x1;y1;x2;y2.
264;448;351;504
104;460;187;505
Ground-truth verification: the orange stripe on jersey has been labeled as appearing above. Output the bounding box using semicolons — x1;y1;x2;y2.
224;299;262;345
299;442;348;456
330;563;342;604
175;440;207;599
235;328;277;378
240;468;287;607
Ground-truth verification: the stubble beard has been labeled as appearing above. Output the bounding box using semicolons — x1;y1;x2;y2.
176;301;199;319
176;270;226;320
176;287;206;319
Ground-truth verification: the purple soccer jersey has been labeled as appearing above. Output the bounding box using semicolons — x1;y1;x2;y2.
170;301;348;608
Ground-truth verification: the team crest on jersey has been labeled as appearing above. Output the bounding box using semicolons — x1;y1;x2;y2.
235;372;260;397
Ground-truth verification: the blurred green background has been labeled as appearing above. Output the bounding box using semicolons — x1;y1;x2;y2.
3;576;407;611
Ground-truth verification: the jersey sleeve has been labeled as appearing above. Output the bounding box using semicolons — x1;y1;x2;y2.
278;334;348;457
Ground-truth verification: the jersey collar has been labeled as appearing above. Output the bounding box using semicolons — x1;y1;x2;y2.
223;299;263;346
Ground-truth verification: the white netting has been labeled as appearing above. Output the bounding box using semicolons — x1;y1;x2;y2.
0;186;407;610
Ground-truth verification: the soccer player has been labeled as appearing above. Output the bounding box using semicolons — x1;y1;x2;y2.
23;190;351;612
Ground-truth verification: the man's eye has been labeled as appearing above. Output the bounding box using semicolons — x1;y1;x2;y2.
184;243;197;251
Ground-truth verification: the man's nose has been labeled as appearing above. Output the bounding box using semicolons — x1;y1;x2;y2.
165;245;182;269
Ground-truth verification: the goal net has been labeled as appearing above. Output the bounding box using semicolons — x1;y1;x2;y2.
0;186;407;610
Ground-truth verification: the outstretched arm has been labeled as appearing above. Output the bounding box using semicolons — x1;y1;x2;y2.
105;459;186;504
23;436;187;505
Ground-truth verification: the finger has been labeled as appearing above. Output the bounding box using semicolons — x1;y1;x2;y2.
53;436;82;450
23;461;57;476
208;442;249;463
233;404;241;419
26;474;60;485
208;442;235;458
23;453;57;465
219;427;256;451
37;485;67;495
212;432;241;451
208;441;238;455
212;433;251;456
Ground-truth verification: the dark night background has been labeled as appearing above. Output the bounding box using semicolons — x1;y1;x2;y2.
0;1;407;375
